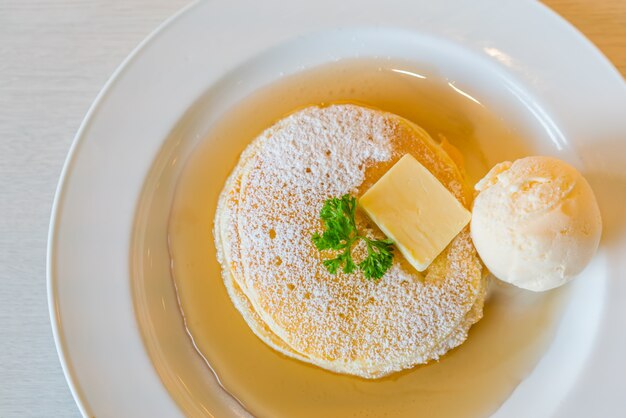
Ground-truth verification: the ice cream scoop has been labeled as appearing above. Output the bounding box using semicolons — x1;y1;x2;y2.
470;156;602;291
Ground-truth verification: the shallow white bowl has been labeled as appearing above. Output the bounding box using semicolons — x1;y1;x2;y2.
48;0;626;416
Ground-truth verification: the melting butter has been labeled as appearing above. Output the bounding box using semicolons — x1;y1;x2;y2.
360;154;471;272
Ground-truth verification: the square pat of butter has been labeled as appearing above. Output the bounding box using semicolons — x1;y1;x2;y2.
359;154;471;272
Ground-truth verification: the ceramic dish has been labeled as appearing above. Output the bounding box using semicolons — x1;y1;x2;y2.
48;0;626;416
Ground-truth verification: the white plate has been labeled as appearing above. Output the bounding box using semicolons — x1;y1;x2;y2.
48;0;626;417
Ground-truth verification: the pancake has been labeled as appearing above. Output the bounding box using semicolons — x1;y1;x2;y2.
214;104;486;379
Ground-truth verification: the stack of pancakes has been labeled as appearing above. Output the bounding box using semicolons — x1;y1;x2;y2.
214;104;486;379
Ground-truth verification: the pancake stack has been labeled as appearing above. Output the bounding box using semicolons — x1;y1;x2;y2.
214;104;486;379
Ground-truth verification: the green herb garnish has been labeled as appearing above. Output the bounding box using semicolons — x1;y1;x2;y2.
312;194;394;280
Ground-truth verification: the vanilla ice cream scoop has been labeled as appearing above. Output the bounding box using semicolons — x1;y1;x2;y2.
471;156;602;291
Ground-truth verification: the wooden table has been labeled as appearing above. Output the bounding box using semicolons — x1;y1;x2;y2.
545;0;626;76
0;1;623;417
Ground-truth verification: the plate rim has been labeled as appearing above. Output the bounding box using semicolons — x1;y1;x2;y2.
46;1;202;415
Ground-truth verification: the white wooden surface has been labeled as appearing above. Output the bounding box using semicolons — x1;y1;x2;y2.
0;1;624;417
0;2;188;417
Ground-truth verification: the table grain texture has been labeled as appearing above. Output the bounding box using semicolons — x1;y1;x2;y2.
0;1;624;417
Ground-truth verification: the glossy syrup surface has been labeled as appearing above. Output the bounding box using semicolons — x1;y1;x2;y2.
168;59;566;418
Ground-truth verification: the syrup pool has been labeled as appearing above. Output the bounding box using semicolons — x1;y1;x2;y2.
167;59;567;418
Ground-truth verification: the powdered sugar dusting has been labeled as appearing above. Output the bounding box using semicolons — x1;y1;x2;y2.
216;104;485;377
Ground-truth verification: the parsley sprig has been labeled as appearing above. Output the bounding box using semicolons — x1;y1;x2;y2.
312;195;394;280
